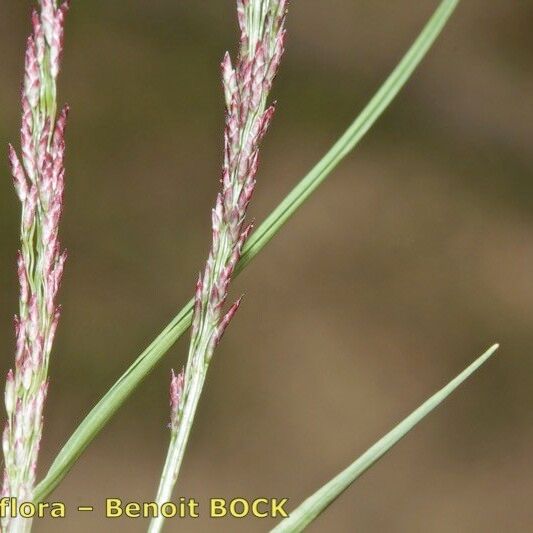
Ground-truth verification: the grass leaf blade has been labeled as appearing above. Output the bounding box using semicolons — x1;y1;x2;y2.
271;344;499;533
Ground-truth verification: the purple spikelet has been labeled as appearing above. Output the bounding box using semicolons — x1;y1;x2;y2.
214;296;244;347
169;370;185;434
2;0;69;523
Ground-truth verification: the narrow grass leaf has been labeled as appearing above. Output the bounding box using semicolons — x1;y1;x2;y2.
271;344;499;533
34;0;461;501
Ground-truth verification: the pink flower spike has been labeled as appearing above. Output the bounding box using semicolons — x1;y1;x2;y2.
3;0;70;514
151;3;287;525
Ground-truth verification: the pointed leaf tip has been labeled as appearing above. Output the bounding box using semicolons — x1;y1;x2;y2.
271;343;498;532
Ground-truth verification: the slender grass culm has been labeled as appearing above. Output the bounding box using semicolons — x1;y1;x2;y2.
149;1;287;531
2;2;69;532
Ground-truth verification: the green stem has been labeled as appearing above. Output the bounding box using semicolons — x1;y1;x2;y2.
148;368;207;533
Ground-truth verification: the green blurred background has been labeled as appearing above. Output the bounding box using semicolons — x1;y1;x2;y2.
0;1;531;531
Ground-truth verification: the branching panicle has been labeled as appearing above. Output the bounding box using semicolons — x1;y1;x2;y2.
2;2;69;530
184;0;286;429
149;2;288;532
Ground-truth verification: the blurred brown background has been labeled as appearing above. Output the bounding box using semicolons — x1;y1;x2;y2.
0;0;532;531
